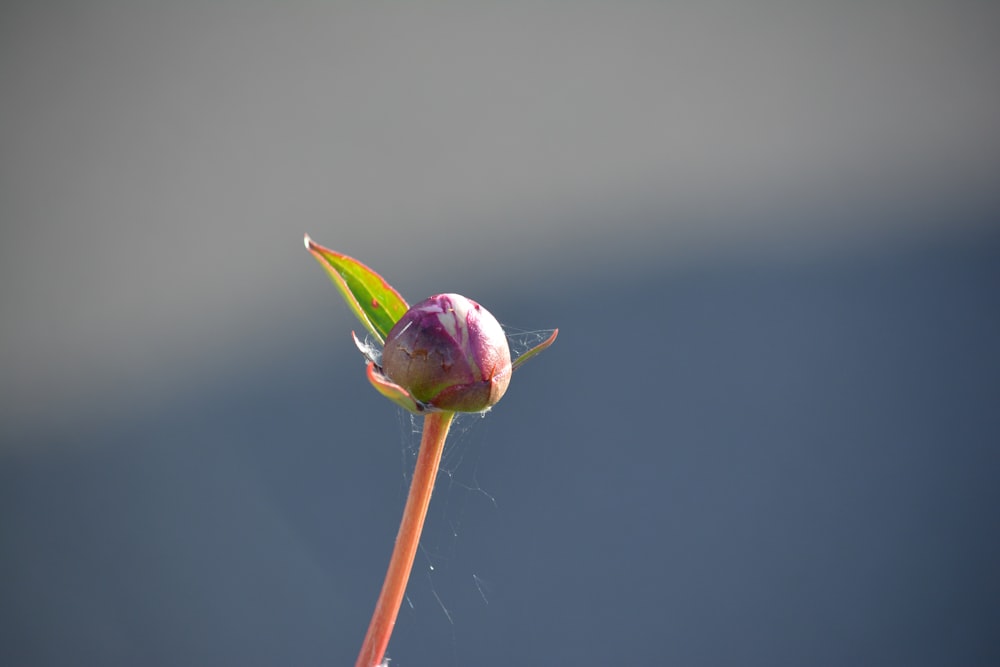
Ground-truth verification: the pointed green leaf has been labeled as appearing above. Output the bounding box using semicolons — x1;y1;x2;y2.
305;234;409;344
511;328;559;371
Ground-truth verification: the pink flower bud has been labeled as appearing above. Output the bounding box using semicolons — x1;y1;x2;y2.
381;293;512;413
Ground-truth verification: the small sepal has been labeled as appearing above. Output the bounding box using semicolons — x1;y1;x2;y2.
511;329;559;371
365;361;430;413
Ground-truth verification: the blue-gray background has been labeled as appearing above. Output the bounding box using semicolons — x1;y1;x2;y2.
2;3;999;665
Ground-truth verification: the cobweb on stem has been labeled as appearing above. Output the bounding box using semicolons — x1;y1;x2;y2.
363;324;556;657
390;323;557;515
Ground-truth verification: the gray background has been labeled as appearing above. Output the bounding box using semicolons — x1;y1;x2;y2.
2;2;999;665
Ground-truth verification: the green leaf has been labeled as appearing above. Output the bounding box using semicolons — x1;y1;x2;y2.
305;235;409;344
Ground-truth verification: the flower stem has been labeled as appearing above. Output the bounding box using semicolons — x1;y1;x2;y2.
355;410;455;667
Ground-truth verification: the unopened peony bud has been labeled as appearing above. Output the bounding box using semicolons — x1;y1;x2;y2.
381;293;512;413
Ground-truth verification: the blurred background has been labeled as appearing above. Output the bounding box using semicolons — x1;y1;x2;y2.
2;2;999;665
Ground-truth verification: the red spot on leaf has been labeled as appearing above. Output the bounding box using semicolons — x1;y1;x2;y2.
371;298;380;309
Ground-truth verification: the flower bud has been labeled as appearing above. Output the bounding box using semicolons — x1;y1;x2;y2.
381;293;512;412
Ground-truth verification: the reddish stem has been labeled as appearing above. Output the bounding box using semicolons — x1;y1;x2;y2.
355;410;455;667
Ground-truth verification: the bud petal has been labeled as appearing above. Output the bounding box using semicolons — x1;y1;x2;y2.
381;294;512;413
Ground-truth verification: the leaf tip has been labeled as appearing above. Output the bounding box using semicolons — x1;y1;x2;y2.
303;233;314;250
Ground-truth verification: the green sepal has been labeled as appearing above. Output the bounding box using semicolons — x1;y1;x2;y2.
511;328;559;371
365;361;431;414
305;234;409;344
